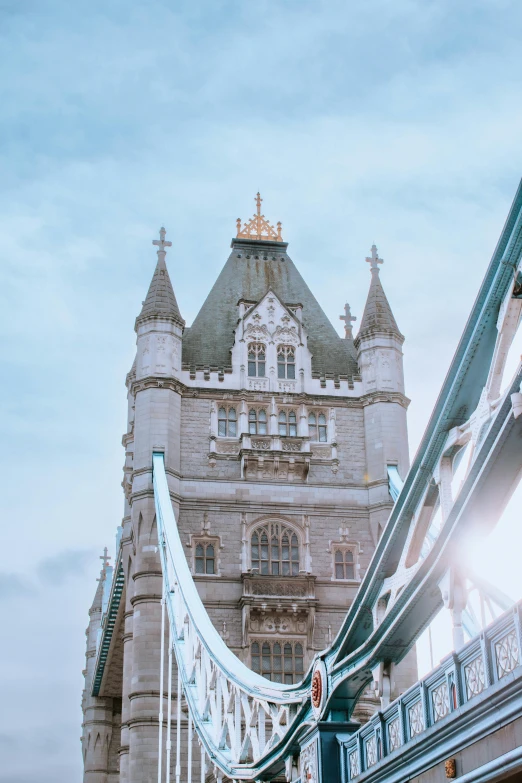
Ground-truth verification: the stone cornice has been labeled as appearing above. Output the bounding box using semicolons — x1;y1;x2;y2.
129;374;367;407
360;390;410;408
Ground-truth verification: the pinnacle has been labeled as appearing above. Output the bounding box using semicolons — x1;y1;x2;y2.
136;252;184;328
357;261;402;340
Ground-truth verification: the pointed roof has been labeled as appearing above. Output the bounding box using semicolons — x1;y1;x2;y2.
136;227;184;328
356;245;402;342
182;237;358;377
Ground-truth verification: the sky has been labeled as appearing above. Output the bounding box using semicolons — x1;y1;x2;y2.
1;0;522;780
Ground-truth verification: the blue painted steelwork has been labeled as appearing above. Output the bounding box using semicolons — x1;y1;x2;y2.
92;558;124;697
339;602;522;782
386;466;403;502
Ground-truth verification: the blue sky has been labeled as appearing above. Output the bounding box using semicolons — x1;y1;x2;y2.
1;1;522;780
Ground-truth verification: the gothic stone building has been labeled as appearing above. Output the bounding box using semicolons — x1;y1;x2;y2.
81;196;415;782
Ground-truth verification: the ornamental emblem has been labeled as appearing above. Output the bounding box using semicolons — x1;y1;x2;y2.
310;659;327;717
311;670;322;709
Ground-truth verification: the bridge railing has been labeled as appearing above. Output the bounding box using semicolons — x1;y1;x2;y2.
152;451;311;781
340;601;522;781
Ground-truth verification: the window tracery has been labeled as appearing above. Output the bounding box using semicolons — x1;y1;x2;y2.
250;521;300;575
249;408;268;435
277;344;296;379
278;410;298;437
248;342;266;377
309;411;328;442
250;640;304;683
218;406;237;437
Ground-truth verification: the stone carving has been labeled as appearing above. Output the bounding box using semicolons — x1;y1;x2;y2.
216;442;240;454
249;612;307;634
278;381;297;393
244;323;270;341
248;379;268;391
281;440;301;452
249;581;308;597
155;335;167;373
140;336;151;375
273;324;299;345
251;439;271;450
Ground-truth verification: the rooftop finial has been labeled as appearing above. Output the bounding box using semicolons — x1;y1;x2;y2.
366;244;383;274
339;303;357;339
153;226;172;260
96;547;111;582
236;193;284;242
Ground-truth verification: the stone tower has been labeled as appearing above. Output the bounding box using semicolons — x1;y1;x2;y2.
82;197;413;782
355;244;409;543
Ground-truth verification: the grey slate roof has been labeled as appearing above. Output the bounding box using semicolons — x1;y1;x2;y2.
356;270;402;340
182;238;358;377
136;255;184;326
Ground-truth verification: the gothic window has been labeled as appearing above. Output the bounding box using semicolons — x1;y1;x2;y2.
333;548;355;580
277;345;296;379
308;411;327;442
248;343;266;377
250;522;300;575
195;542;215;575
250;640;304;683
249;408;267;435
278;410;297;437
218;406;237;437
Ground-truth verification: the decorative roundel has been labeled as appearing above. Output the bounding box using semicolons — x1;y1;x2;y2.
311;659;327;717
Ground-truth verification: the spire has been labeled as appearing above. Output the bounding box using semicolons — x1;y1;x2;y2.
136;227;184;328
356;245;402;340
89;548;110;614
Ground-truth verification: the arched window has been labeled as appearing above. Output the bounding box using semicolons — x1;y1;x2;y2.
195;543;215;575
334;548;355;580
250;640;304;683
248;343;266;377
309;411;328;442
249;408;267;435
277;345;296;379
278;410;297;437
250;521;300;575
218;406;237;437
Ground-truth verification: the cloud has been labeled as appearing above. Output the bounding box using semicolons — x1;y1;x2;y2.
1;1;522;781
0;573;31;600
36;549;97;586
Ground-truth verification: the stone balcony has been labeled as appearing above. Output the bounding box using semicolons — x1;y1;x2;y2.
209;433;338;479
239;574;317;648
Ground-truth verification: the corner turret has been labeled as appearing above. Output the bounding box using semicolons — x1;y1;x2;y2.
135;227;184;380
355;246;409;540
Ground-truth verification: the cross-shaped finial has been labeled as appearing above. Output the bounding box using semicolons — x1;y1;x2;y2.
100;547;111;569
339;303;357;339
366;244;383;273
152;226;172;258
255;192;263;215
